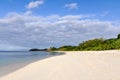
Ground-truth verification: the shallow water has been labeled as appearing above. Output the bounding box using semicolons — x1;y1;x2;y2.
0;51;60;67
0;51;62;77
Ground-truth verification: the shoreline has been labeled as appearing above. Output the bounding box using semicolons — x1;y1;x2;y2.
0;51;64;77
1;50;120;80
0;61;32;77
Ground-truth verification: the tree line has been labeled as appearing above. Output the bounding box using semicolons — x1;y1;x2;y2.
49;34;120;51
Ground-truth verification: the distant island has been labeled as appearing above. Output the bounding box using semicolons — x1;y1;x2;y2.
29;48;48;51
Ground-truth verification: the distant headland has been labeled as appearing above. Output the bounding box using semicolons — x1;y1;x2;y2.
29;33;120;51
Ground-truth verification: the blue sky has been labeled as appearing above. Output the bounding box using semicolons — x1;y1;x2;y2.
0;0;120;20
0;0;120;50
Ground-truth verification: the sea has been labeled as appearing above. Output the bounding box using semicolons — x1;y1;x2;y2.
0;51;61;67
0;51;62;76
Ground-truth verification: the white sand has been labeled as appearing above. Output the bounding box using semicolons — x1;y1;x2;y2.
1;50;120;80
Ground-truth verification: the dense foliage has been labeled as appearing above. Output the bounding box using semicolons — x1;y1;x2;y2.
50;34;120;51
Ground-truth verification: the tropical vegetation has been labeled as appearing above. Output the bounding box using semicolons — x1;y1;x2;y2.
50;34;120;51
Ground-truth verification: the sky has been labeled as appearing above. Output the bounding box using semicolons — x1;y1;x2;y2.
0;0;120;50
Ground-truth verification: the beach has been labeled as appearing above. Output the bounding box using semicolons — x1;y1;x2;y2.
0;50;120;80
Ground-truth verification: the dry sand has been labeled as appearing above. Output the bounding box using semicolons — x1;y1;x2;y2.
0;50;120;80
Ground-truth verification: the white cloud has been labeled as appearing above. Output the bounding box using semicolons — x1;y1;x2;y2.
24;11;32;15
65;3;78;9
26;0;44;9
0;13;119;50
0;44;28;51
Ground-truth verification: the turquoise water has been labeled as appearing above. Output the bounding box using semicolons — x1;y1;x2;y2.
0;51;60;67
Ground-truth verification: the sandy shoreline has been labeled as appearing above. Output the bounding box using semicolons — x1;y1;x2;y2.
0;61;39;77
0;54;57;77
0;50;120;80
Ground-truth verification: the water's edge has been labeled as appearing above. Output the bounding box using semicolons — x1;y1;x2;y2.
0;51;65;77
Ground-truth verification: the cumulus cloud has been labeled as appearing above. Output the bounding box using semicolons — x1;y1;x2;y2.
26;0;44;9
0;13;119;50
65;3;78;9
